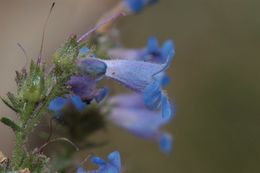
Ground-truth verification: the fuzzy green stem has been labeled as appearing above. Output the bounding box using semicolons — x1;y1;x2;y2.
11;132;26;169
11;87;57;169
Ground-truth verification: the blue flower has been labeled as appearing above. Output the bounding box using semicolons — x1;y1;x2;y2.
108;93;173;153
66;74;109;104
78;56;173;119
48;95;87;117
76;151;121;173
123;0;159;13
146;37;175;63
103;59;173;119
108;37;175;63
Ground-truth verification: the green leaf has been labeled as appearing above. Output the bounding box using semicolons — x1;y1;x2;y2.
0;117;21;132
0;96;18;112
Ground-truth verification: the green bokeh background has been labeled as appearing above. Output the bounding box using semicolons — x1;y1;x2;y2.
102;1;260;173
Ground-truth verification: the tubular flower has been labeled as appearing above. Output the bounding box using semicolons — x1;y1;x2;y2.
108;37;175;63
78;55;173;119
108;93;173;153
76;151;121;173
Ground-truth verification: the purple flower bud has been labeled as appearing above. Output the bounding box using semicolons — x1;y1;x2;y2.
66;76;96;101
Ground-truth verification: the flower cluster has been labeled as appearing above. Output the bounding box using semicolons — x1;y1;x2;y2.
0;0;176;172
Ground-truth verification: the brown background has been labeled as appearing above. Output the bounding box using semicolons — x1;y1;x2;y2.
1;0;260;173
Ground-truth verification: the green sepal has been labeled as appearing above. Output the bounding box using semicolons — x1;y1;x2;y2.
0;117;21;132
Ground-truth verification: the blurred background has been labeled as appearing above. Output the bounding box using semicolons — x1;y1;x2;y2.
1;0;260;173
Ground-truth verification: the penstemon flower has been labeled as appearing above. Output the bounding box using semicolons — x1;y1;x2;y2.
0;0;176;172
108;93;173;153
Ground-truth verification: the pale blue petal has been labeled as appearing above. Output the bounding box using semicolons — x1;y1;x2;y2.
70;95;86;111
110;106;168;139
161;94;172;120
143;80;162;110
48;97;68;112
159;133;172;154
86;151;121;173
102;59;164;92
91;156;106;166
108;93;145;109
95;87;109;103
161;40;175;60
108;151;121;171
108;48;144;60
147;36;159;53
79;47;90;56
77;167;86;173
160;74;171;86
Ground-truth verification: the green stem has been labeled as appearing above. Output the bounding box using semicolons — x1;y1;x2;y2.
11;87;57;169
11;132;26;169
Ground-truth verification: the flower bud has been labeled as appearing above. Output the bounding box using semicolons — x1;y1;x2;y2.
19;61;45;102
53;35;79;71
78;58;107;79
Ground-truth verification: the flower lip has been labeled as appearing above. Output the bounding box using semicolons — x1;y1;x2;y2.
48;95;87;114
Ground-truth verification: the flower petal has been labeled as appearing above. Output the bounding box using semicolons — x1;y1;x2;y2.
124;0;145;13
109;107;168;139
108;48;144;60
102;59;164;92
79;46;90;56
143;80;162;110
76;167;86;173
78;58;107;79
70;95;87;112
48;97;68;112
161;94;173;120
95;87;109;103
147;36;160;53
161;40;175;60
91;156;106;166
159;133;173;154
108;151;121;171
